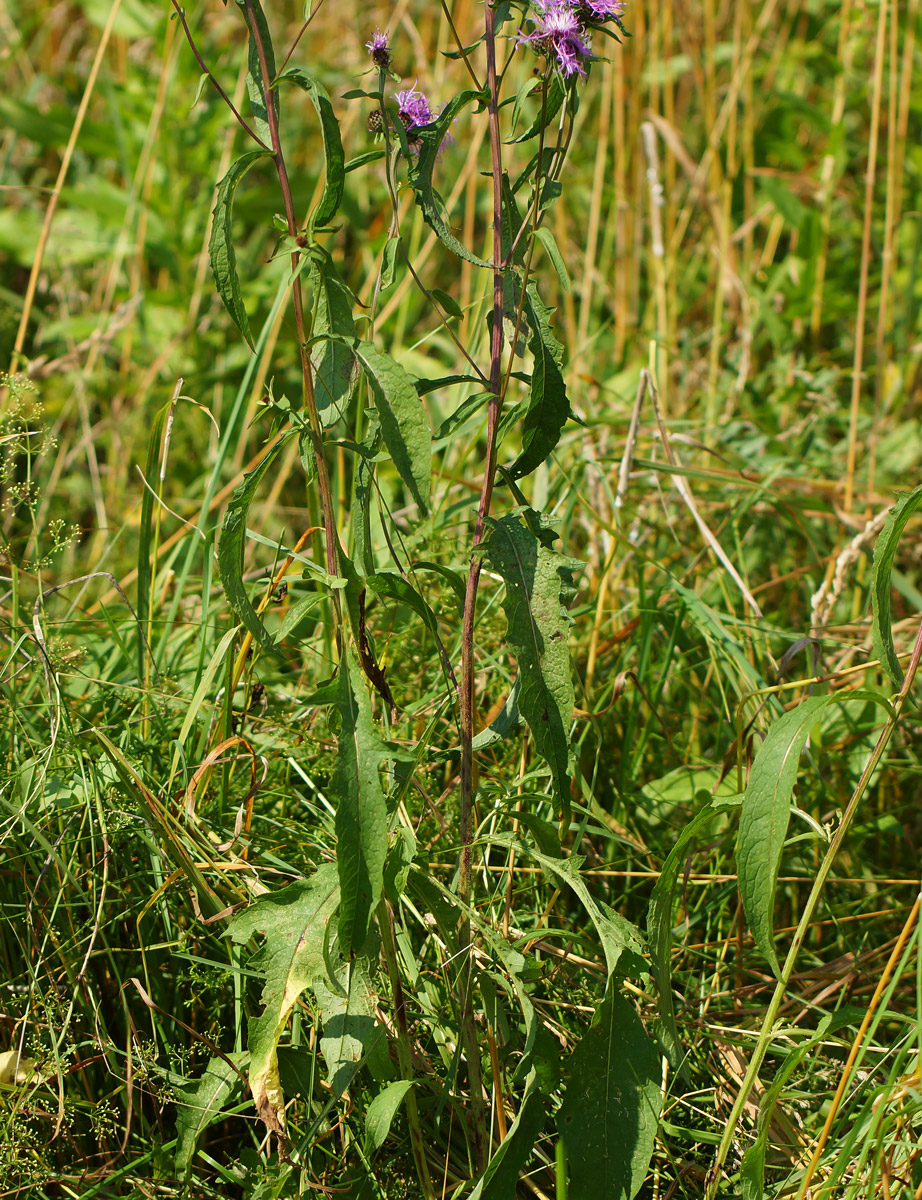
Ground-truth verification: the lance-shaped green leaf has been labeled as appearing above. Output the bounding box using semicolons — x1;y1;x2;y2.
234;0;278;146
509;71;566;142
174;1052;248;1180
226;865;340;1138
217;435;293;658
210;150;271;349
468;1068;546;1200
484;512;577;821
307;245;357;427
507;285;572;480
407;88;492;267
871;482;922;689
333;648;389;956
737;690;893;976
365;1080;415;1157
557;986;661;1200
354;341;431;513
648;794;742;1065
276;68;345;228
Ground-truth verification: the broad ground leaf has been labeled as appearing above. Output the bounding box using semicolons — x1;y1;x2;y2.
737;690;891;976
484;513;577;821
174;1052;248;1180
354;341;431;513
647;795;741;1064
333;648;389;956
407;88;492;267
210;150;271;349
217;435;293;658
307;245;357;427
557;987;661;1200
226;865;339;1137
276;69;345;228
870;482;922;688
507;286;572;480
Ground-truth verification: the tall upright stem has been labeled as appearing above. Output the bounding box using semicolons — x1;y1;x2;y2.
453;0;506;1171
459;0;505;905
243;0;340;583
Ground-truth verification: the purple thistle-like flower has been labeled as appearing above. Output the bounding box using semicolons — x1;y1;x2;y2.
578;0;625;21
519;0;591;79
395;86;436;129
365;30;392;70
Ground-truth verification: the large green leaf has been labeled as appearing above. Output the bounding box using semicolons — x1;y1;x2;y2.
276;68;346;228
484;512;577;821
737;690;892;976
174;1052;248;1180
226;865;340;1138
333;648;389;956
407;88;492;267
870;482;922;688
209;150;271;349
364;1079;415;1157
557;987;661;1200
354;341;431;514
507;286;572;480
307;245;357;427
217;435;293;658
647;795;742;1065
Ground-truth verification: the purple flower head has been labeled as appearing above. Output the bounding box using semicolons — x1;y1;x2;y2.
518;0;591;79
395;85;436;130
577;0;625;22
365;30;392;70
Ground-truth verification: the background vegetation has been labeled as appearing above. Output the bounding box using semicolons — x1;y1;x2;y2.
3;0;922;1196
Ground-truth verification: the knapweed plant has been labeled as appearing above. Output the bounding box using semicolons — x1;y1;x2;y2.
168;1;658;1196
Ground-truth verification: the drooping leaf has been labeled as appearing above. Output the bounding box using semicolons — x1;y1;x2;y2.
532;226;571;293
557;986;661;1200
333;648;389;956
226;865;340;1138
276;68;346;228
364;571;455;687
647;795;742;1065
468;1069;546;1200
737;690;892;976
364;1079;415;1156
313;947;392;1097
507;285;572;480
407;88;492;267
217;435;293;658
354;341;431;514
870;482;922;689
209;150;271;349
307;245;357;426
234;0;278;146
471;678;524;751
483;512;577;821
493;838;646;978
174;1052;248;1180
